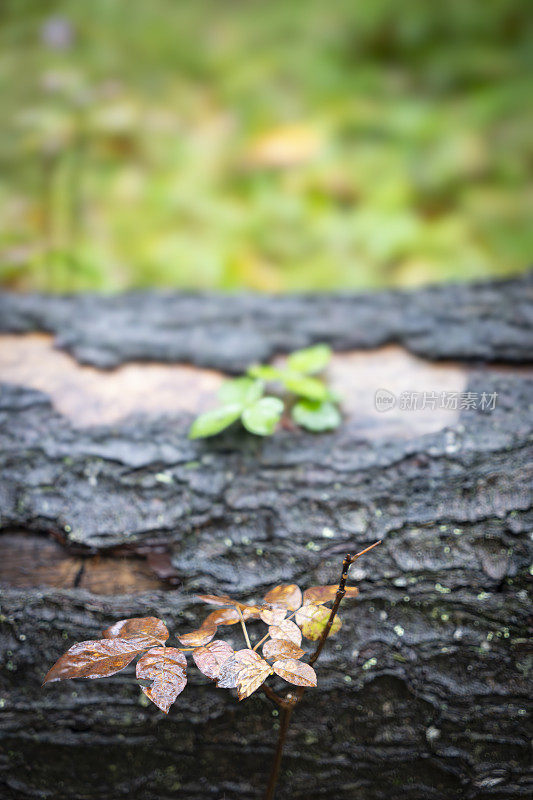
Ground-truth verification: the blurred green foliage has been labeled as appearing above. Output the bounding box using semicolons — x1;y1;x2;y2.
1;0;531;292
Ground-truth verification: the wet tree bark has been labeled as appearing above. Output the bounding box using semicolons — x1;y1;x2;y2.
0;274;532;800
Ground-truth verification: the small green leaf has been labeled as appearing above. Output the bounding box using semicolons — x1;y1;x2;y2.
189;404;243;439
292;400;341;431
241;397;284;436
282;373;329;401
247;364;283;382
218;377;263;406
287;344;331;374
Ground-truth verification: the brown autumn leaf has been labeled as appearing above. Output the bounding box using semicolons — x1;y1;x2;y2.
262;638;304;662
216;654;240;689
102;616;169;644
269;619;302;647
272;658;317;687
196;594;262;619
201;608;240;628
177;624;217;646
234;650;273;700
216;649;272;699
303;585;359;605
196;593;235;606
43;638;151;684
193;640;234;681
263;584;302;611
136;647;187;713
259;603;287;626
295;603;341;640
241;605;262;620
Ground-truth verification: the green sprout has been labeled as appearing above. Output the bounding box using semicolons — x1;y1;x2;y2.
189;344;341;439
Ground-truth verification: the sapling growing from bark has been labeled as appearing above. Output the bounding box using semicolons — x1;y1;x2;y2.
43;541;381;799
189;343;342;438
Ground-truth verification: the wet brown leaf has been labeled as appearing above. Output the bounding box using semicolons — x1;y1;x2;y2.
102;616;169;644
303;585;359;605
197;595;261;619
193;640;234;680
201;608;240;627
177;625;217;646
259;603;287;626
262;638;304;661
43;638;150;684
216;654;240;689
295;603;341;640
196;593;234;606
272;658;317;687
263;584;302;611
269;619;302;646
235;650;273;700
216;649;272;699
136;647;187;713
242;605;262;620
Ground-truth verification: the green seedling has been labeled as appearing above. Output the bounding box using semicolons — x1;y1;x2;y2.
189;344;342;438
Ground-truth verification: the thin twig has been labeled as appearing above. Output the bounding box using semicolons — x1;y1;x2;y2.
236;606;252;649
309;540;381;668
263;705;294;800
261;541;382;800
296;541;381;697
262;684;285;707
253;632;270;652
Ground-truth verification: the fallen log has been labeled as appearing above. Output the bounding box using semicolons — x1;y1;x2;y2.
0;275;532;799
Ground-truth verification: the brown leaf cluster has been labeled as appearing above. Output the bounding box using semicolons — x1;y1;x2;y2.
43;574;363;710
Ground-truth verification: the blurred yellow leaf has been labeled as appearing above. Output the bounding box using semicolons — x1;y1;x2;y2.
244;124;323;168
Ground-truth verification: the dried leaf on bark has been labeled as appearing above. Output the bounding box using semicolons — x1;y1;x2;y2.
201;608;240;628
43;638;150;684
216;649;272;699
272;658;317;687
269;619;302;646
193;640;234;681
259;603;287;626
196;593;235;606
295;603;341;640
241;605;262;620
216;654;240;689
102;616;169;644
136;647;187;713
177;625;217;646
262;638;304;661
263;584;302;611
196;594;261;619
303;585;359;604
234;650;273;700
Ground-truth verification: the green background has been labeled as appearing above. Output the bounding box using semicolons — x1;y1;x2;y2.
1;0;531;292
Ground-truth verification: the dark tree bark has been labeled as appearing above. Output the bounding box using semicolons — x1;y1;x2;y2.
0;274;532;800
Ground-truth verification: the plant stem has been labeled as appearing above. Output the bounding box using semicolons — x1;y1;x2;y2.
253;632;270;652
261;540;382;799
263;704;294;800
236;606;252;649
308;539;381;670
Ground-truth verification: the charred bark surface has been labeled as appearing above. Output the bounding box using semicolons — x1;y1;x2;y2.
1;272;532;370
0;276;532;799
